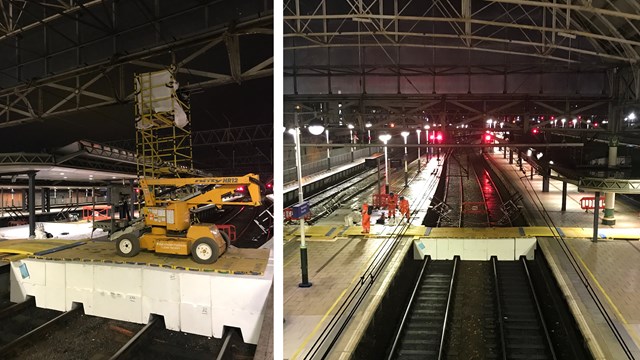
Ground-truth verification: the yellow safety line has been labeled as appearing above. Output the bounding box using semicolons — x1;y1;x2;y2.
564;240;640;347
289;238;388;360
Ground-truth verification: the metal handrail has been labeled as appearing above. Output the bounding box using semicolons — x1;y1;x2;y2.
437;256;460;360
386;255;431;360
491;256;507;360
520;256;558;360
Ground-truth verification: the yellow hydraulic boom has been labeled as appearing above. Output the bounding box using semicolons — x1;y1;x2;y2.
115;173;263;264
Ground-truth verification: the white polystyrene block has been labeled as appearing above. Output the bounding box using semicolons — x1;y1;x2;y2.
44;262;66;311
9;261;27;303
180;303;212;337
20;260;46;286
423;239;438;259
210;276;272;344
65;263;94;312
486;239;515;260
515;237;537;260
142;269;180;330
463;239;487;260
179;273;211;305
413;240;428;260
93;265;143;323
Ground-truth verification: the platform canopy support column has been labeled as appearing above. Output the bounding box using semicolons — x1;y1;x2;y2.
41;188;50;213
509;149;513;164
561;182;567;211
28;171;36;238
593;192;601;242
603;140;618;225
542;168;550;193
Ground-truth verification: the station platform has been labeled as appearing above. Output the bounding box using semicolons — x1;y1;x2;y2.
284;149;640;359
283;156;442;359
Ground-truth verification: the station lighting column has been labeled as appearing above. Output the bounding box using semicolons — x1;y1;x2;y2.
603;136;618;225
348;124;355;162
416;129;422;172
293;113;325;288
379;134;392;194
424;125;430;158
401;131;409;187
325;129;331;170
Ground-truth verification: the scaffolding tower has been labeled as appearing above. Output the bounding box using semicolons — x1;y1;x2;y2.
135;69;193;178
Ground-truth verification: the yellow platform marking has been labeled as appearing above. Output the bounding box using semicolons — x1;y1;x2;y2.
26;241;269;275
0;239;83;255
286;225;638;241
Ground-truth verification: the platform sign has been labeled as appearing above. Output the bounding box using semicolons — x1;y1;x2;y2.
292;201;310;219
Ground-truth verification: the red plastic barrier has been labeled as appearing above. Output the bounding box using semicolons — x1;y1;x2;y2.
580;197;605;211
372;194;389;208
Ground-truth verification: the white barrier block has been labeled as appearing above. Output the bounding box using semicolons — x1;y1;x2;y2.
487;239;515;260
142;269;180;330
93;265;143;323
180;273;212;337
211;275;272;344
463;239;488;260
44;262;66;311
66;263;94;312
516;237;537;260
9;261;27;303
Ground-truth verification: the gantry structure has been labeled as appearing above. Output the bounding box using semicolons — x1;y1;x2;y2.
0;0;273;173
284;0;640;135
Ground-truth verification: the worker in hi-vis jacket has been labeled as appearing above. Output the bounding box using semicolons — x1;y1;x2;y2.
362;203;371;234
399;196;410;221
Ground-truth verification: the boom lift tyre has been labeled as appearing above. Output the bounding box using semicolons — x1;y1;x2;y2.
116;233;141;257
192;237;220;264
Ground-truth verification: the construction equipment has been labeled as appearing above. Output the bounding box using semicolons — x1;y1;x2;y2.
114;173;262;264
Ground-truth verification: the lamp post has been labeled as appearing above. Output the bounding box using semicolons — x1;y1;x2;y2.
424;124;430;158
348;124;355;162
325;129;331;170
292;114;324;288
416;129;422;172
401;131;409;187
379;133;392;194
366;122;372;155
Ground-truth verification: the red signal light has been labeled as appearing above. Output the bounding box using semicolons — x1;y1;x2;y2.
532;128;539;134
484;134;492;142
436;133;443;141
429;134;435;140
266;182;273;189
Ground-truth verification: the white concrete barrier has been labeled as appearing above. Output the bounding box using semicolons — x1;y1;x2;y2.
9;252;273;344
413;237;537;260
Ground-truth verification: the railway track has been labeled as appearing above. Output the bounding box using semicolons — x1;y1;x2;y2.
0;301;250;360
388;257;458;359
386;148;589;359
493;257;555;359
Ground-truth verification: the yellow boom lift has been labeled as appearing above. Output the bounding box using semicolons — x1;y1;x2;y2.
114;173;262;264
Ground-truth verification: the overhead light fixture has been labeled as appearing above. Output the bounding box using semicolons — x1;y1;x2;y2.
308;119;325;136
557;31;576;39
352;16;373;23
